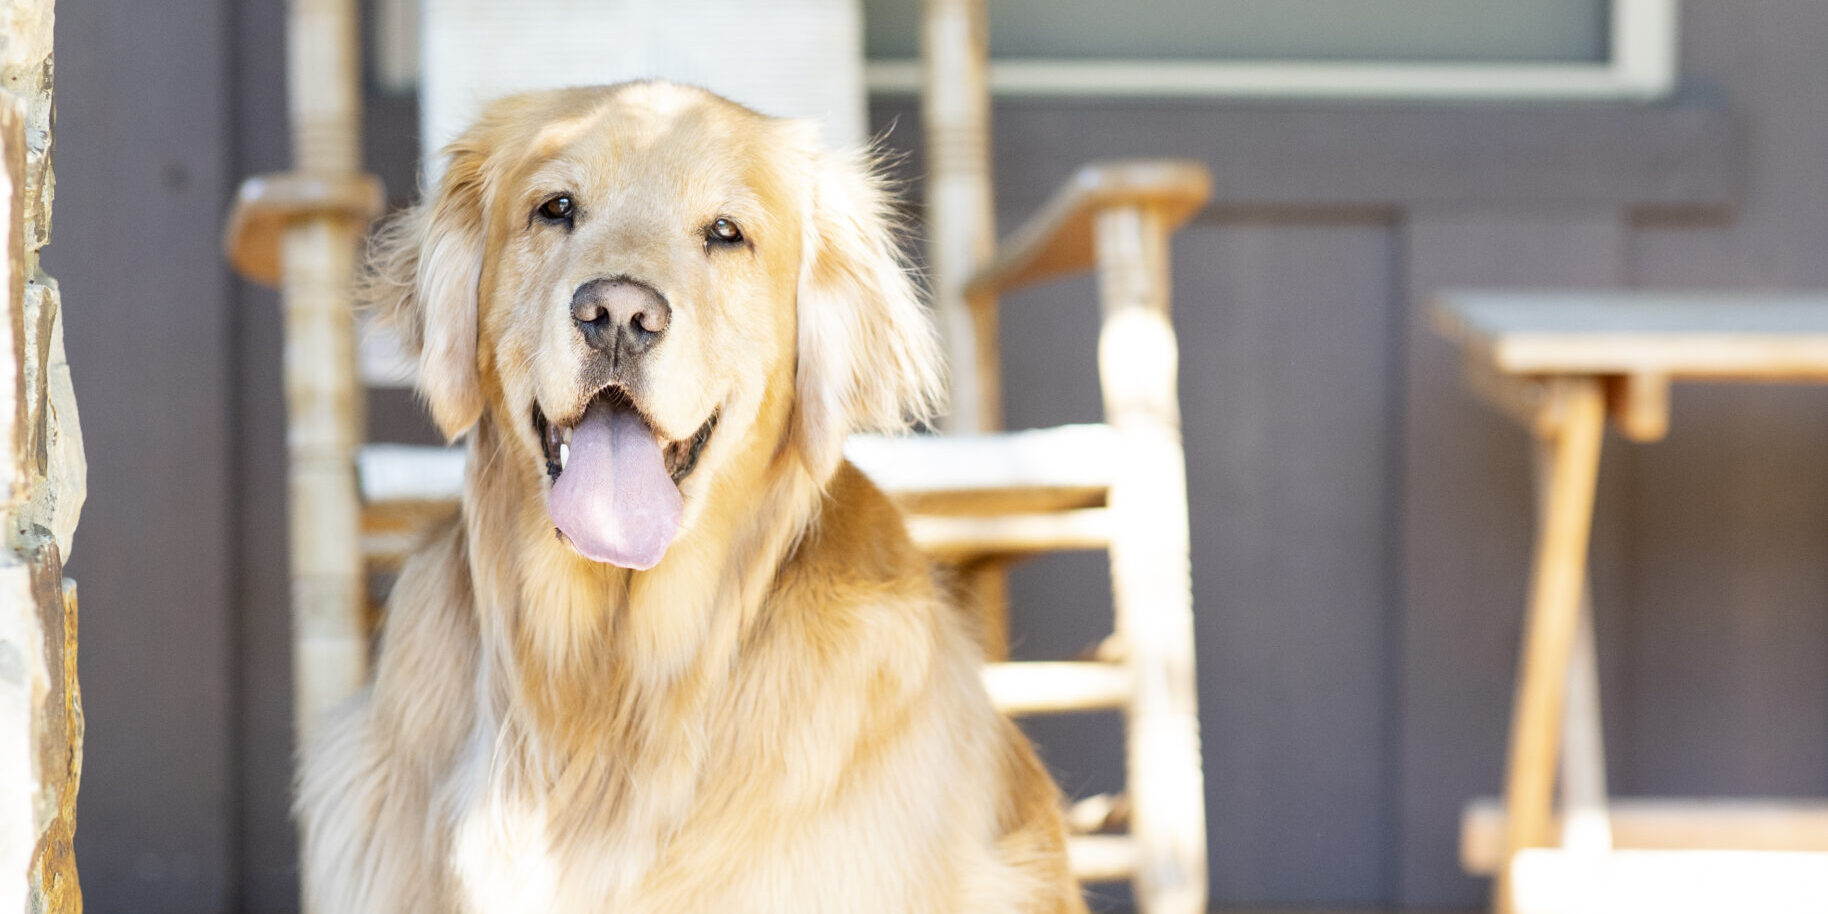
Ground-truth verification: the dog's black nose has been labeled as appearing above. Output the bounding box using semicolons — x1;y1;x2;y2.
572;277;671;360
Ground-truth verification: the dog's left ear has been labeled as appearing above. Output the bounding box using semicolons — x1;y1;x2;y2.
793;144;946;479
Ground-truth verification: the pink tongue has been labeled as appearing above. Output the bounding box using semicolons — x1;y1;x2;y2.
546;400;683;569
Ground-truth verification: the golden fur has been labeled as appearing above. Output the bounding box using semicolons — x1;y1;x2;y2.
297;82;1086;913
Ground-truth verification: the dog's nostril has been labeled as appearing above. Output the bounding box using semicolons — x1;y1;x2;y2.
572;277;671;357
633;303;668;335
572;300;610;327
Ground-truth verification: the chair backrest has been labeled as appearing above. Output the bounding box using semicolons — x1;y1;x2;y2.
358;0;875;390
419;0;868;175
381;0;1006;433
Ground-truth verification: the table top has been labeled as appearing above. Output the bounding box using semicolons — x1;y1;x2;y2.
1432;291;1828;378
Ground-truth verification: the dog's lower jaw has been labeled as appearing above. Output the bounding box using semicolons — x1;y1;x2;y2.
468;413;829;702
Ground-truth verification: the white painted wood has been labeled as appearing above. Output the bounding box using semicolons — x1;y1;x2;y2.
357;443;465;504
1510;849;1828;914
1463;798;1828;875
1434;292;1828;378
1095;203;1205;914
270;13;375;856
982;661;1131;715
361;427;1121;508
1440;293;1828;335
845;424;1118;496
421;0;867;171
1068;834;1139;884
281;219;369;748
362;0;874;389
920;0;998;434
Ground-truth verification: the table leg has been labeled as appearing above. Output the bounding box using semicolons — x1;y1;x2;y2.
1534;428;1612;856
1496;377;1607;914
1560;587;1612;855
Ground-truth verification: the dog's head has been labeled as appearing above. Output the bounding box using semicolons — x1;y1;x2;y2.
367;83;942;569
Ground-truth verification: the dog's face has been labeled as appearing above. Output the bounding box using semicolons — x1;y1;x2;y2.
368;83;941;569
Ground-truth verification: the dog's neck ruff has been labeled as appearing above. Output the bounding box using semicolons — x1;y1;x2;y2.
460;415;827;725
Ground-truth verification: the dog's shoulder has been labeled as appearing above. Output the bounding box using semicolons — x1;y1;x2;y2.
380;514;477;647
782;459;933;603
745;460;1003;727
367;514;482;738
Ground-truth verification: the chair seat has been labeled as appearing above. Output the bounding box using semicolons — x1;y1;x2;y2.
357;424;1123;567
845;423;1119;515
357;443;466;570
358;424;1120;502
359;442;466;502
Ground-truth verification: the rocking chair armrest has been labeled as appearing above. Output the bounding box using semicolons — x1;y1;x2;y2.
223;171;386;287
962;159;1211;301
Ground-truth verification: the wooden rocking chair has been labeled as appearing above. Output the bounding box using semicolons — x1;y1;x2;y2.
226;1;1210;911
848;3;1210;910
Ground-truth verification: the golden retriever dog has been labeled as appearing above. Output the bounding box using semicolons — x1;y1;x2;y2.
296;82;1087;913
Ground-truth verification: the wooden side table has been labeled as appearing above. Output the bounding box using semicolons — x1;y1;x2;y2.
1432;292;1828;914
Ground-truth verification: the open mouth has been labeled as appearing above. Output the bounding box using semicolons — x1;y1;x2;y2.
528;387;718;569
533;388;719;487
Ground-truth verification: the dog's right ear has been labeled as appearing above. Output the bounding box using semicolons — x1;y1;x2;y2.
362;144;489;441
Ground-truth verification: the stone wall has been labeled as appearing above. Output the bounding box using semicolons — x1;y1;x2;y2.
0;0;87;910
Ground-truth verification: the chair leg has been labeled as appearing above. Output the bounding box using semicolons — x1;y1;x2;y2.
1496;378;1606;914
1107;434;1206;914
958;559;1011;661
1095;203;1206;914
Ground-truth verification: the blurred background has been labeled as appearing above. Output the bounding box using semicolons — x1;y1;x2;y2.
45;0;1828;911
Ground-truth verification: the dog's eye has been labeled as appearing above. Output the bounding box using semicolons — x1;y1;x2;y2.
536;195;575;223
706;217;743;246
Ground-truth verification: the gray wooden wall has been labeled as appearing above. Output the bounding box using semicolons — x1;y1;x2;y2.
49;0;1828;911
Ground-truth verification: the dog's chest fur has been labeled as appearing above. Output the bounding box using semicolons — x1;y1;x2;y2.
299;468;1062;913
440;622;1006;914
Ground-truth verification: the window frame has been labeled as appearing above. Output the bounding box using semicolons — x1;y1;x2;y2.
865;0;1677;101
